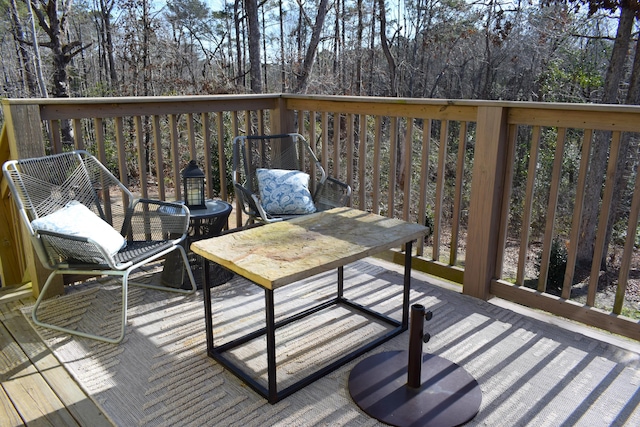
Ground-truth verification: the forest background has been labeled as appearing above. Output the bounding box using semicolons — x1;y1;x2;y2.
1;0;638;102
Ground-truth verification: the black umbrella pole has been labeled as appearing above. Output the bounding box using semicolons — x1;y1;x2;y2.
407;304;425;388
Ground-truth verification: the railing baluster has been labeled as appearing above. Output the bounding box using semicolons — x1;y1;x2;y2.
416;119;431;257
346;113;354;201
134;116;148;200
202;112;213;200
333;112;341;179
169;114;181;201
450;121;467;266
402;118;413;222
358;114;367;211
563;129;593;298
216;111;228;201
388;117;398;218
321;112;329;173
614;161;640;313
73;118;84;150
433;120;448;262
538;127;567;293
372;116;381;215
517;125;541;286
495;123;518;279
587;130;622;306
50;120;62;153
151;115;166;201
187;113;196;159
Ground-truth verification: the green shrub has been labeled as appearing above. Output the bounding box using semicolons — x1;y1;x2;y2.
535;237;567;293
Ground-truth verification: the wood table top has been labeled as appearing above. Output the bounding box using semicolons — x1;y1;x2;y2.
190;207;429;290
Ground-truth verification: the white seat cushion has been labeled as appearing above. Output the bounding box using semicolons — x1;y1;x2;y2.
256;168;317;215
31;201;126;258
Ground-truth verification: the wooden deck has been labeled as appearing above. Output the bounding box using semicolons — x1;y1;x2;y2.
2;263;640;426
0;283;113;427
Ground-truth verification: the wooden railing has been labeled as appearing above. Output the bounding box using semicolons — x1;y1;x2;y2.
1;95;639;340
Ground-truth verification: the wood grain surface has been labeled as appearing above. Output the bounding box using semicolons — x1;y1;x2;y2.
191;207;429;289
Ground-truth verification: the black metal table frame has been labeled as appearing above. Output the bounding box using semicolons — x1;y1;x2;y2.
202;241;414;404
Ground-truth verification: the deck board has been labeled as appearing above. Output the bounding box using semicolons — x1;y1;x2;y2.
3;315;113;427
0;385;24;426
0;321;79;426
0;284;113;427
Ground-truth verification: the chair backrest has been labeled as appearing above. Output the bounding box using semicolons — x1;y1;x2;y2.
3;150;134;267
233;133;326;198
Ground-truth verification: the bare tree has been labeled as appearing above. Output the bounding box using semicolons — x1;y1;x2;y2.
29;0;91;99
578;4;636;269
377;0;396;96
9;0;39;96
294;0;329;93
245;0;262;92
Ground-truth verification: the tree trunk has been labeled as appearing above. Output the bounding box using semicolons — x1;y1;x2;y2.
378;0;396;96
368;0;376;95
333;0;340;87
601;33;640;269
100;0;118;89
294;0;329;93
245;0;262;93
261;6;268;91
234;0;244;88
279;0;286;91
9;0;38;96
577;6;635;269
31;0;72;142
356;0;363;95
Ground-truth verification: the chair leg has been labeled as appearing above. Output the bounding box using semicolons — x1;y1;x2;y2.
130;245;197;294
32;270;128;344
31;246;196;344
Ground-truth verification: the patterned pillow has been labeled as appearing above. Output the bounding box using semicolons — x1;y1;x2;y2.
31;200;126;258
256;168;317;215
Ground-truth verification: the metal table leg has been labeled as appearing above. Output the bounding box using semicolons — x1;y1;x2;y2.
203;258;214;352
265;289;278;403
202;240;417;404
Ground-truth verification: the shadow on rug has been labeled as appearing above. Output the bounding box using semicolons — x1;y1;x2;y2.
23;259;640;427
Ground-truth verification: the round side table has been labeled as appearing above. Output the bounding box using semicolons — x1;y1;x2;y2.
161;200;233;289
186;199;233;243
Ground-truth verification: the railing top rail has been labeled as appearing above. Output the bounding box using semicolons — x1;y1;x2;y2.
5;93;640;130
2;94;282;120
283;94;640;113
1;94;281;106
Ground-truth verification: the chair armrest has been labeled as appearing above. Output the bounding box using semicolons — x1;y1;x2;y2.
313;177;352;211
127;199;190;242
235;183;282;224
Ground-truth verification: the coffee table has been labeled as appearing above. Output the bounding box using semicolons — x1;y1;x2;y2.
191;207;429;403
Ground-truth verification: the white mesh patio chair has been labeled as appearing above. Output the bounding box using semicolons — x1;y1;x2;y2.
2;150;196;344
232;133;351;224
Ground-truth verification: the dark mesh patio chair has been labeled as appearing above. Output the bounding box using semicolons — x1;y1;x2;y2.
2;150;196;343
232;133;351;224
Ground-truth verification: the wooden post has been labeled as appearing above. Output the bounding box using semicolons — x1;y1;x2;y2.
464;106;509;300
0;126;23;287
272;96;295;135
0;101;63;297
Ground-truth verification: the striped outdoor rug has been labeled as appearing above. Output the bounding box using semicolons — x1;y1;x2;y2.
23;259;640;426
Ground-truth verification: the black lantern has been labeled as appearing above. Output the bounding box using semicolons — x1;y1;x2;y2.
182;160;206;209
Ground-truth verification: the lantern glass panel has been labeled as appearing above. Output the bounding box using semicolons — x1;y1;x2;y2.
182;160;205;209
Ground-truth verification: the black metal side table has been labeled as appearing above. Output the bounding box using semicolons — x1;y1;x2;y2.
161;200;233;289
186;200;233;243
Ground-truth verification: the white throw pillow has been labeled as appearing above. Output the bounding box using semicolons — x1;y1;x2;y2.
31;201;126;258
256;168;317;215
